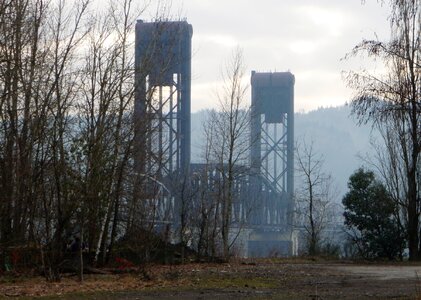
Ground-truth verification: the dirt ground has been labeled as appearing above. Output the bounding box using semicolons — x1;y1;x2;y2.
1;259;421;299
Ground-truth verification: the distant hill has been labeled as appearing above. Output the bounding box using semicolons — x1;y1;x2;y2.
191;105;376;200
295;106;375;199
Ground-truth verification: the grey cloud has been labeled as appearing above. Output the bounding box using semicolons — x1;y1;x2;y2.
166;0;391;111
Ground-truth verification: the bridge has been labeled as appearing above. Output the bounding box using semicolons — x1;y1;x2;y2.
134;20;296;257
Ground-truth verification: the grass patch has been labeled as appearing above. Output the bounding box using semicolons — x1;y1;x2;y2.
3;290;133;300
190;274;279;290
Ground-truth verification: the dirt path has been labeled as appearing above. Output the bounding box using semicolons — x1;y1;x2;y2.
1;261;420;299
337;264;421;280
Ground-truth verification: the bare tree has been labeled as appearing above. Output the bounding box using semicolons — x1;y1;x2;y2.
344;0;420;259
0;0;172;279
0;0;91;281
360;124;408;241
295;140;335;256
191;112;223;259
206;48;250;260
76;0;143;267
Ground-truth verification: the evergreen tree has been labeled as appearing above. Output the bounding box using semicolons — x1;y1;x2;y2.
342;168;405;260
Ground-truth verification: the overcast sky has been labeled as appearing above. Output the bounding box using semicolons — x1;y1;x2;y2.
146;0;391;112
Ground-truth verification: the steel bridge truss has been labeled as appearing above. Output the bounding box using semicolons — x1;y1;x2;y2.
250;71;295;228
260;116;289;194
135;23;294;232
135;20;192;222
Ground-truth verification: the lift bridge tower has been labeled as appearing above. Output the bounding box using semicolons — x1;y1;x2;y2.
134;20;192;222
248;71;296;256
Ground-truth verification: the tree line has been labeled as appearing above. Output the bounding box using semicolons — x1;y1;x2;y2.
344;0;420;260
298;0;420;260
0;0;253;281
0;0;158;281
